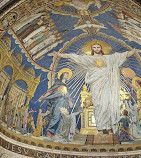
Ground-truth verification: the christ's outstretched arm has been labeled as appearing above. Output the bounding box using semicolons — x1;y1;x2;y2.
48;51;69;59
127;48;140;58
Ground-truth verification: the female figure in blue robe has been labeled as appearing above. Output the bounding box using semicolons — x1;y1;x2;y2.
38;69;73;137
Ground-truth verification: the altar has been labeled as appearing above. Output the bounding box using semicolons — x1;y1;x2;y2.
79;85;120;144
80;85;98;135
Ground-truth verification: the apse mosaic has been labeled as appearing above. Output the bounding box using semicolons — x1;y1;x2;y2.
0;0;141;156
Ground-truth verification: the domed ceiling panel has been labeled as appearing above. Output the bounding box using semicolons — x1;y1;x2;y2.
0;0;141;157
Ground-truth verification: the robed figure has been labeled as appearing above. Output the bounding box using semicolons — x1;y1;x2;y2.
48;44;140;135
39;68;73;137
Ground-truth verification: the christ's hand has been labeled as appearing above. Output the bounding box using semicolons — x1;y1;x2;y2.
127;48;141;57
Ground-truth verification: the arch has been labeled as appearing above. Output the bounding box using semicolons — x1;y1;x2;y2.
118;148;124;152
127;148;133;151
14;80;28;91
100;149;106;152
31;142;36;146
23;140;28;144
82;148;88;152
0;66;12;97
38;144;44;147
63;147;70;151
73;148;79;151
55;146;61;150
3;65;13;78
109;149;116;152
91;149;97;152
135;146;141;150
46;145;52;149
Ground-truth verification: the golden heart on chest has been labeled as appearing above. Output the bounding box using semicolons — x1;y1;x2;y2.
93;59;107;68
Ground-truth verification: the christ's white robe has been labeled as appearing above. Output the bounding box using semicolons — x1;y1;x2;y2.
67;52;128;133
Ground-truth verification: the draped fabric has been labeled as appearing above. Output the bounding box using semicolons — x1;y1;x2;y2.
54;112;78;144
125;101;141;138
45;81;71;135
67;52;128;133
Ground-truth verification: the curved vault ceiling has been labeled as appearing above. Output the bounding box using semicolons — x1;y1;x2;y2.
0;0;141;157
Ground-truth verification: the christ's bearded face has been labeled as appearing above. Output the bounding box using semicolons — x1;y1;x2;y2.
91;44;102;54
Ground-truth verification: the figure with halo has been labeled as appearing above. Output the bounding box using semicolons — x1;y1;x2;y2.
48;42;140;135
38;68;73;137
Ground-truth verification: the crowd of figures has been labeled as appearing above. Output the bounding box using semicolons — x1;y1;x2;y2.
0;90;141;144
35;70;81;143
0;94;35;135
0;70;81;144
0;68;141;144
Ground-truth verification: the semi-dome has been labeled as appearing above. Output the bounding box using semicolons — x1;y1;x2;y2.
0;36;11;51
24;67;35;78
0;0;141;158
12;53;22;65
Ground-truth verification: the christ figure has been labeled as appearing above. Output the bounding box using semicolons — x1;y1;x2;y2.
48;44;140;135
